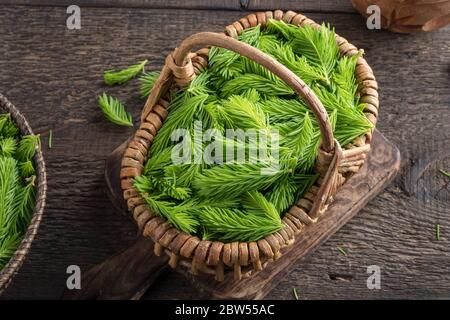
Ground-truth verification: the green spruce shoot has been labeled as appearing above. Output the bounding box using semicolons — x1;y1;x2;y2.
98;93;133;127
104;60;148;86
139;71;161;98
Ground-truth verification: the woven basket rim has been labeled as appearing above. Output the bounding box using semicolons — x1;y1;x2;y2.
0;93;47;294
120;10;378;280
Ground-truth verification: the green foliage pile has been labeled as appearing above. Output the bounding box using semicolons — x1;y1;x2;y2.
133;20;373;243
0;113;39;270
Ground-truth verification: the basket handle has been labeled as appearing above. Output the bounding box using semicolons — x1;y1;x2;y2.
142;31;335;153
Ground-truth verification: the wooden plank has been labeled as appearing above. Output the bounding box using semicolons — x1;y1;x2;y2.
62;236;169;300
0;5;448;299
0;0;356;13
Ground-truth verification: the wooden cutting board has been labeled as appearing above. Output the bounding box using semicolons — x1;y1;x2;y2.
64;129;400;300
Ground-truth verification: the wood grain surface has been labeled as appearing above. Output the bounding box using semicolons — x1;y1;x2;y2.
0;3;449;299
0;0;355;13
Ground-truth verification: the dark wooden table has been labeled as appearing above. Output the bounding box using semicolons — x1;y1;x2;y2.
0;0;449;300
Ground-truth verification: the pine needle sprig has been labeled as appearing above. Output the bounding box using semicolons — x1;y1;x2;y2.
0;233;22;270
196;206;282;242
201;101;226;132
150;93;209;155
440;169;450;178
257;33;281;53
133;175;155;194
221;73;294;98
332;55;360;106
265;173;318;213
291;24;339;81
164;164;202;188
267;20;339;85
98;93;133;127
48;129;53;149
0;157;20;238
277;46;329;85
221;95;269;130
149;72;215;156
259;97;311;124
258;35;328;85
9;177;36;235
283;112;314;154
240;57;278;83
144;194;199;234
265;19;298;40
0;137;17;157
139;71;161;98
242;190;282;221
293;110;336;171
209;26;261;80
240;88;261;103
0;114;9;135
193;164;288;200
0;114;19;138
104;59;148;86
18;160;35;178
160;128;205;187
282;112;320;171
134;174;191;201
143;146;174;175
313;86;373;146
204;133;272;167
185;71;214;97
155;176;192;201
16;135;40;163
208;48;242;80
193;197;241;210
265;176;298;213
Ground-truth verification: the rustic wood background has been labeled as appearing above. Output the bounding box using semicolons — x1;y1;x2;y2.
0;0;449;299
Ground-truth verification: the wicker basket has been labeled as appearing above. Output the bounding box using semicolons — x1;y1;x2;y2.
120;10;378;281
0;94;47;294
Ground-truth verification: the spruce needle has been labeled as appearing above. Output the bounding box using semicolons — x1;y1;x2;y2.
104;59;148;86
293;288;299;300
98;93;133;127
48;129;53;149
337;246;347;256
439;169;450;178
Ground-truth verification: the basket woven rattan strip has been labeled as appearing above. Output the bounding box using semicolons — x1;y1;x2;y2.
0;94;47;294
120;10;378;281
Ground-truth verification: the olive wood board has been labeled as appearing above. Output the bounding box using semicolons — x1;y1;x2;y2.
64;129;400;300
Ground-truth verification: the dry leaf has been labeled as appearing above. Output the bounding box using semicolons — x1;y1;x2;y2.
351;0;450;33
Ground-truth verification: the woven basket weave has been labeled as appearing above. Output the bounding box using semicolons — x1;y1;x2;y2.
0;94;47;294
120;10;378;281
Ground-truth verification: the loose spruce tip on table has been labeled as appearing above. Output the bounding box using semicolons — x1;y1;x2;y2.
0;94;47;295
62;10;400;300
